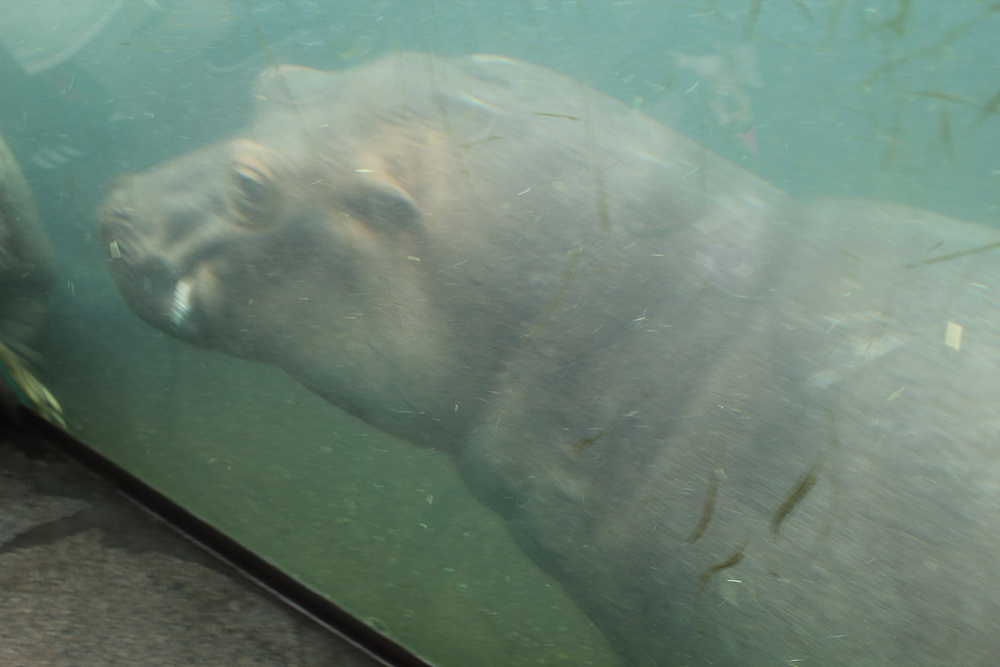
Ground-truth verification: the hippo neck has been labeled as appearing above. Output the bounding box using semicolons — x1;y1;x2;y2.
451;196;805;516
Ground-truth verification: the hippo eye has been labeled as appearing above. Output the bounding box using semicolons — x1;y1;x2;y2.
235;165;268;202
232;163;278;228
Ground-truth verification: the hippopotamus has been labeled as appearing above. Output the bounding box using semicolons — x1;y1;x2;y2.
0;132;59;423
0;133;54;345
99;52;1000;665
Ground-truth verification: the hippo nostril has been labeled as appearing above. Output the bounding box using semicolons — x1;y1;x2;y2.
100;208;136;240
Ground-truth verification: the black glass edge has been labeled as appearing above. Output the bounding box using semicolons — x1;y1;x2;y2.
7;406;434;667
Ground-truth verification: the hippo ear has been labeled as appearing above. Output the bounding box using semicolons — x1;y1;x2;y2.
341;174;422;234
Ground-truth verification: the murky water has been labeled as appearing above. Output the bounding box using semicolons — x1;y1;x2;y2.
3;2;998;665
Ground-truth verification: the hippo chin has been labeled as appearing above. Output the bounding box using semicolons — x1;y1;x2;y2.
100;52;1000;666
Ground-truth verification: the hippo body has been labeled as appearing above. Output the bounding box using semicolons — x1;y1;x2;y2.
0;132;54;350
101;53;1000;665
1;132;59;421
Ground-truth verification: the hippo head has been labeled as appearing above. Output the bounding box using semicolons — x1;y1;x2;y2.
99;62;508;441
102;136;423;358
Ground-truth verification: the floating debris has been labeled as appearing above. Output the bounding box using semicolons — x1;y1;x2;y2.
944;321;963;351
771;455;824;539
685;468;722;544
904;240;1000;268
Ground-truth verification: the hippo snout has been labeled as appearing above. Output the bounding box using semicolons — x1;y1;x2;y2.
100;204;196;336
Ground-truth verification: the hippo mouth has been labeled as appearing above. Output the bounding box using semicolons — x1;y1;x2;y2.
101;217;213;341
123;263;207;340
120;260;212;342
166;277;198;331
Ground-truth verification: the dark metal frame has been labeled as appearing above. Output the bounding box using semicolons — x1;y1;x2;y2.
7;406;434;667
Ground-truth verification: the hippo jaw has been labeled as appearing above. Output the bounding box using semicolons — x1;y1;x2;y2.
100;164;253;356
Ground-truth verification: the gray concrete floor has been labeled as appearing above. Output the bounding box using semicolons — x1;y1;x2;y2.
0;421;389;667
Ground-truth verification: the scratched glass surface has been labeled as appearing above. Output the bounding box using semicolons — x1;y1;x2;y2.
2;2;998;666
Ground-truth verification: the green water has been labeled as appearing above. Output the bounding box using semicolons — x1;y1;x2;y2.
38;277;616;666
5;1;999;665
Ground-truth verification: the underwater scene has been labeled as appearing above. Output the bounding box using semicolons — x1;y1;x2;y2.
2;1;999;665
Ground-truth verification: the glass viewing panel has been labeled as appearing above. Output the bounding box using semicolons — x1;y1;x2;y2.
1;1;999;665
